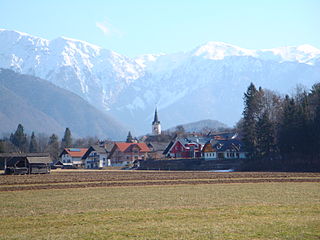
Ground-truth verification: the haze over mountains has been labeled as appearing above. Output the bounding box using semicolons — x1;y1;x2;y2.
0;29;320;134
0;69;127;139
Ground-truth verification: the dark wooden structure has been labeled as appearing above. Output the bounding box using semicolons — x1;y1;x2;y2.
0;153;52;175
51;159;64;169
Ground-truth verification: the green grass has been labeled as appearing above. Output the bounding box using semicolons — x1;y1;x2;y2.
0;182;319;239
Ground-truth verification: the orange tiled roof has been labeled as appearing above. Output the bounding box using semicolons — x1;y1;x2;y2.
114;142;150;152
65;148;88;157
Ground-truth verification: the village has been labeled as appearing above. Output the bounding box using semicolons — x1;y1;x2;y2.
0;109;246;174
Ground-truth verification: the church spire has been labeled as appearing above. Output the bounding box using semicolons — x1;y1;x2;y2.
153;108;160;124
126;131;133;143
152;108;161;135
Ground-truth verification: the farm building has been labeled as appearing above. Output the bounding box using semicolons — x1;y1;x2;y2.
0;153;52;175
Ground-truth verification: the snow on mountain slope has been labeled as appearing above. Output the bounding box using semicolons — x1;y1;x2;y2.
256;44;320;64
1;29;320;135
0;29;144;110
191;42;255;60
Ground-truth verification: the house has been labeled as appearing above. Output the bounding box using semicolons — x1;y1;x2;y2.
108;142;150;166
202;138;246;160
163;136;210;158
0;153;52;175
82;145;111;169
146;142;169;159
59;148;88;168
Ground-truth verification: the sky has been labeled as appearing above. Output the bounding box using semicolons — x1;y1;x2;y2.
0;0;319;57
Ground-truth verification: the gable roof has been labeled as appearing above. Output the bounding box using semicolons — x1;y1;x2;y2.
5;155;52;167
60;148;88;158
82;145;109;159
114;142;150;152
146;142;168;152
108;142;151;159
104;142;115;152
163;141;174;155
208;139;243;152
27;156;52;164
52;159;64;166
163;136;210;154
0;153;51;169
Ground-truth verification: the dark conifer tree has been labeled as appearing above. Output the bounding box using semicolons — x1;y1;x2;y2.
46;134;60;160
309;83;320;162
278;96;298;162
10;124;28;152
0;140;5;153
256;111;276;160
61;128;72;149
242;83;263;159
29;131;39;153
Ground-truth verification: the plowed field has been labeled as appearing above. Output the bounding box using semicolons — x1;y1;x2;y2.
1;170;319;191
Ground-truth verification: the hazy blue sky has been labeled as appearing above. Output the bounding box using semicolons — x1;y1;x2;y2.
0;0;319;57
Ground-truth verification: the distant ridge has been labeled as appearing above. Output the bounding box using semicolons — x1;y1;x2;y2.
0;69;127;139
167;119;229;133
0;29;320;134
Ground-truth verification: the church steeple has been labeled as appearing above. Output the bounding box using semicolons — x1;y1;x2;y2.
152;108;161;135
153;108;160;124
126;131;133;143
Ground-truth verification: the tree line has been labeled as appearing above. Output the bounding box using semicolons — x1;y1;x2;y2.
240;82;320;171
0;126;98;160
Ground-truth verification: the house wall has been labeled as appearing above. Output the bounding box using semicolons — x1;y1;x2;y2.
61;154;72;165
109;148;148;167
169;141;202;158
85;152;109;169
61;154;84;168
203;152;217;160
204;151;246;160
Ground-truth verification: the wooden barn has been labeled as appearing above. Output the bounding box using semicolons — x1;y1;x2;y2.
0;153;52;175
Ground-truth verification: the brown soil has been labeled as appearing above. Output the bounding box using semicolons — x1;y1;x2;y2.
0;171;319;191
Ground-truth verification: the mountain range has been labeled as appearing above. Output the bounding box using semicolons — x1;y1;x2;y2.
0;29;320;134
166;119;228;133
0;69;127;139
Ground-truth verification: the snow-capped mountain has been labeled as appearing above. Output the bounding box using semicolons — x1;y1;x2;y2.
1;29;320;134
0;29;143;110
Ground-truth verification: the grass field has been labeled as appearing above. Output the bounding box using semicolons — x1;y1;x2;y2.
0;171;319;239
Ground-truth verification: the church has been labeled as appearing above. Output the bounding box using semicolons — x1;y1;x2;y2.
152;108;161;135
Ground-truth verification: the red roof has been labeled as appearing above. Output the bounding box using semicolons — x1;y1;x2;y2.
64;148;88;157
114;142;150;153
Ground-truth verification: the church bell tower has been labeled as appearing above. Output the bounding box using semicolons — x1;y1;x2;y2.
152;108;161;135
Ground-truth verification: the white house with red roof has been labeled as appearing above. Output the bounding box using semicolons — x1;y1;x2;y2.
108;142;150;166
59;148;88;168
